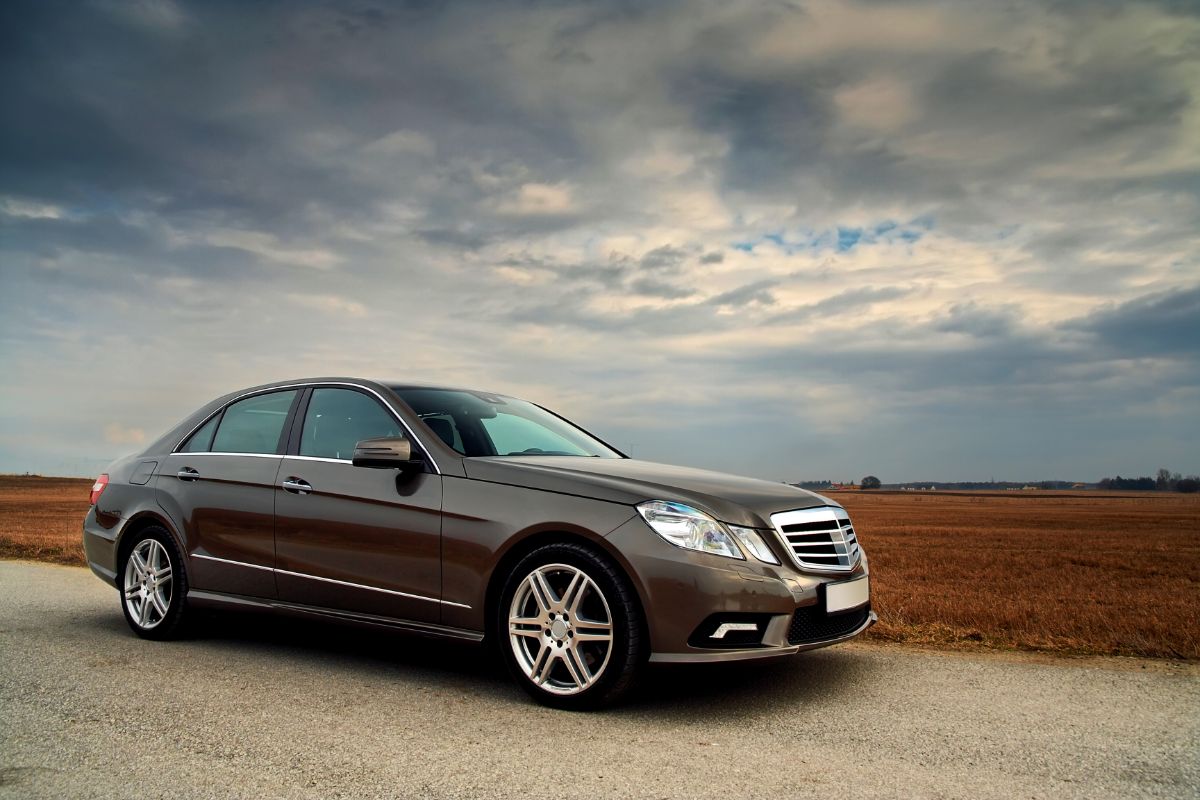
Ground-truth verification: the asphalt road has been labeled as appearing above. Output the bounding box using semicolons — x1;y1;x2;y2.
1;560;1197;799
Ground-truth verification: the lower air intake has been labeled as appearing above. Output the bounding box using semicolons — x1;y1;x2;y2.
787;603;872;645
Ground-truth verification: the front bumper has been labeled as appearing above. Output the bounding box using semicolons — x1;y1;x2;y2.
605;516;875;663
652;607;877;663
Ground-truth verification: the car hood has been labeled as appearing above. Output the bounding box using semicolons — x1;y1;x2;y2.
462;456;836;529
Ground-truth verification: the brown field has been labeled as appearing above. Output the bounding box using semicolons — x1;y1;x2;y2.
0;476;92;565
1;476;1197;659
835;489;1200;659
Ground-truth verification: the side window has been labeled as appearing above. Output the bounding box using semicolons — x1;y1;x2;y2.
300;388;402;460
210;390;297;455
179;414;219;453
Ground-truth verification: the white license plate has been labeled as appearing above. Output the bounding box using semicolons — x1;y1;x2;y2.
826;576;869;613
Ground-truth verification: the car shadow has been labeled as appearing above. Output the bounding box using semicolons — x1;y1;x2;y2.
186;607;512;686
94;606;877;717
625;650;878;720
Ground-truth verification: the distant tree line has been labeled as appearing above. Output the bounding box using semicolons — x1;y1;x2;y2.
790;478;882;489
792;472;1200;493
889;480;1076;490
1099;469;1200;493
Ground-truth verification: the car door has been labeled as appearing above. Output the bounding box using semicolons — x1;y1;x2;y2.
156;388;300;598
273;386;444;623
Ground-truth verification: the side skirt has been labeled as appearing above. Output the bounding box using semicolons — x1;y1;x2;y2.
187;589;485;643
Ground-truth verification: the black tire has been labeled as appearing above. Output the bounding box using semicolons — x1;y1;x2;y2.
497;542;646;710
118;526;190;640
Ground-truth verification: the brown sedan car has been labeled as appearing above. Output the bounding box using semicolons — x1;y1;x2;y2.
84;378;874;708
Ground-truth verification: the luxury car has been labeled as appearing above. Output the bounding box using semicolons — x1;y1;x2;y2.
84;378;874;708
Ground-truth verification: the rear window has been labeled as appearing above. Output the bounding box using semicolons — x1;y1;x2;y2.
179;414;219;452
210;390;297;454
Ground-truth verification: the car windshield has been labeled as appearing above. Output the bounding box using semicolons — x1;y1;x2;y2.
389;387;623;459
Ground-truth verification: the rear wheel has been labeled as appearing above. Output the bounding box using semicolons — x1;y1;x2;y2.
498;542;645;710
120;527;189;640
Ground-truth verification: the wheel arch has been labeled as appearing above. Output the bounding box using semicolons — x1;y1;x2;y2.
482;528;650;646
115;510;185;574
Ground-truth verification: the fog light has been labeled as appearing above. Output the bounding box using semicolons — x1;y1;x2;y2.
711;622;758;639
688;613;773;648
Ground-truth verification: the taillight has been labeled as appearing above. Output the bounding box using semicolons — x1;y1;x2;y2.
90;474;109;505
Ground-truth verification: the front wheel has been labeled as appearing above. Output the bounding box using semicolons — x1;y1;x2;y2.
498;542;646;710
120;527;189;640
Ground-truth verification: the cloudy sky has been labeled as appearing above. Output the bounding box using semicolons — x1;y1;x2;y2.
2;0;1198;482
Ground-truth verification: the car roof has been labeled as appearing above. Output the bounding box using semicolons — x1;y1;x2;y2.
226;377;516;400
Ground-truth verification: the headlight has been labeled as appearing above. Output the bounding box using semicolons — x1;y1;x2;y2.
636;501;745;560
728;525;780;565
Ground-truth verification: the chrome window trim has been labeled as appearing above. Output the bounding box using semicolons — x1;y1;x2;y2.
282;454;349;464
170;451;282;459
172;381;443;474
191;553;470;609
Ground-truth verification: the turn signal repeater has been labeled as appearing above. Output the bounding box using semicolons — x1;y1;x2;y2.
89;474;109;505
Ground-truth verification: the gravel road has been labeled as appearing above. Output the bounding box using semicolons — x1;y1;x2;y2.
1;560;1196;799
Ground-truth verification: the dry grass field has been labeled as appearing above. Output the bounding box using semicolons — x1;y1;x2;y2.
835;490;1200;660
0;476;92;565
1;475;1196;659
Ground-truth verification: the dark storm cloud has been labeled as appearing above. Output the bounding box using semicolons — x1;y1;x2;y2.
629;277;697;300
706;279;778;308
639;245;690;271
1070;285;1200;357
933;302;1020;339
767;286;914;324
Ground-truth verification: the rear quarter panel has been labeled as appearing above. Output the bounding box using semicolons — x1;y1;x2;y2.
83;454;174;585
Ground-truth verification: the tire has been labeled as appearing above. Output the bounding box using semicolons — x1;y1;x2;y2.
119;526;189;640
497;542;646;710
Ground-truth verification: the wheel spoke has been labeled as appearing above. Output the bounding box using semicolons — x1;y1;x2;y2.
153;566;172;581
561;646;587;688
138;596;152;626
131;550;149;576
575;618;612;633
150;589;169;617
560;571;584;613
508;628;542;642
508;618;542;642
528;571;555;613
124;585;140;600
531;645;554;685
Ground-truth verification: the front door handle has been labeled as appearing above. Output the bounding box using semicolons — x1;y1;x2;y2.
177;467;200;481
281;477;312;495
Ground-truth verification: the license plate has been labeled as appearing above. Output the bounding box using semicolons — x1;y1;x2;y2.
826;576;869;613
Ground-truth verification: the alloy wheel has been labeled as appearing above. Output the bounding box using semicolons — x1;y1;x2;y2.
508;563;614;696
123;538;173;630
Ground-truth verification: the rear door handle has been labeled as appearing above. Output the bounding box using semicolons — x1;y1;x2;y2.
177;467;201;481
281;477;312;495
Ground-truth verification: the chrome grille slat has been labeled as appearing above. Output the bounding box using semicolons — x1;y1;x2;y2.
770;506;861;573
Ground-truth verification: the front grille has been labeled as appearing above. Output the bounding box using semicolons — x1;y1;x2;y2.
770;506;861;572
788;603;872;645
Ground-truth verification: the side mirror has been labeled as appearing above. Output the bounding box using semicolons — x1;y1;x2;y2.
352;436;421;470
